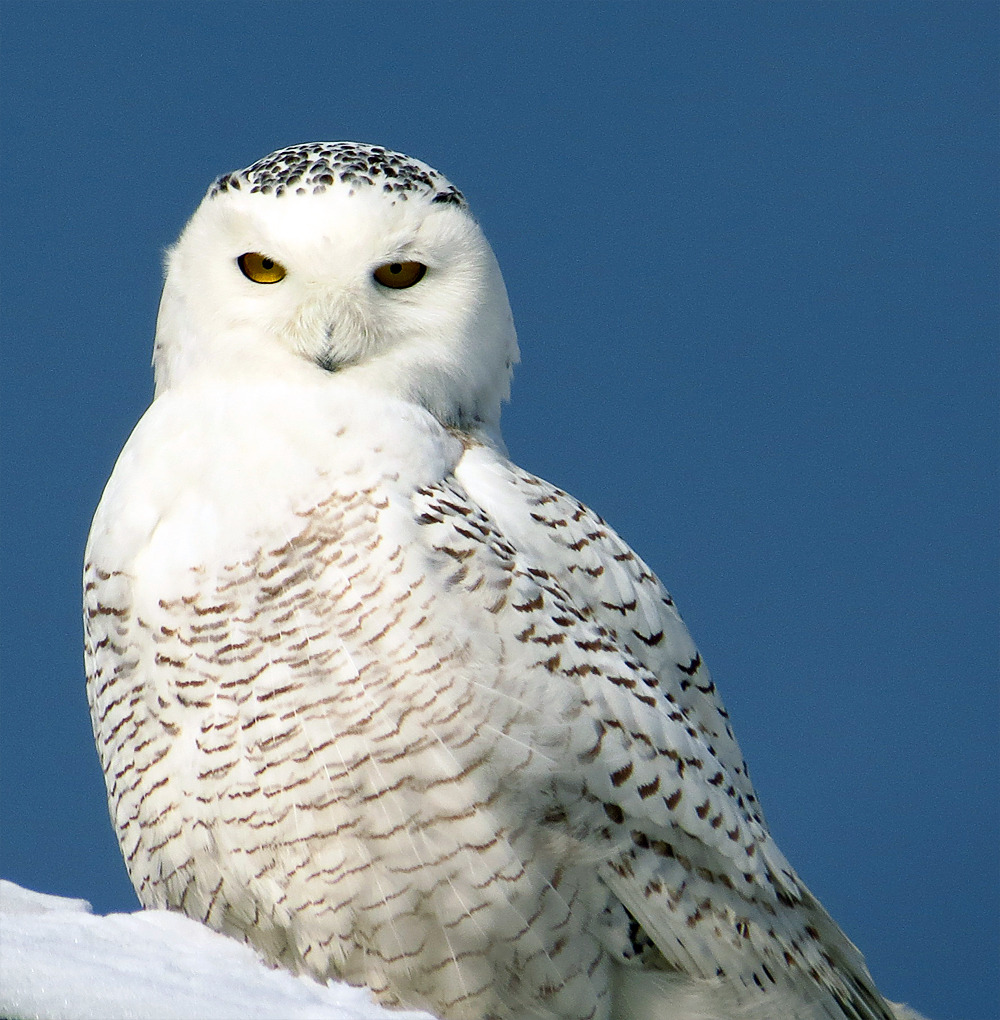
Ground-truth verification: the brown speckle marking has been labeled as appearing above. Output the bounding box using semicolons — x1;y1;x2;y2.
603;803;625;825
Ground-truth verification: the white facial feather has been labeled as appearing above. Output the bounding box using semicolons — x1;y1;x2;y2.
153;148;518;445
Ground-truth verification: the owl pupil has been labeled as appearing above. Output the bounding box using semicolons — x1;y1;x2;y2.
390;263;402;274
262;258;274;269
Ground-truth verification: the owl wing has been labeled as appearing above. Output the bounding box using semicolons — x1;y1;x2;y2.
437;442;895;1020
455;444;755;800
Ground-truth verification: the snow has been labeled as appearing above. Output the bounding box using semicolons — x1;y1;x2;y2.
0;881;932;1020
0;881;435;1020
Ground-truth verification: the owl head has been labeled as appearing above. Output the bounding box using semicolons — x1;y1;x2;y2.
153;143;519;445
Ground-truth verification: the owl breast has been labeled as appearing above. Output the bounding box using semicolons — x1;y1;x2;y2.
85;386;621;1020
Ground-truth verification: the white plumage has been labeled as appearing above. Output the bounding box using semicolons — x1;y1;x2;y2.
85;143;921;1020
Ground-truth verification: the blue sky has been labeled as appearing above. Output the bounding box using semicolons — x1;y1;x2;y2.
1;4;996;1019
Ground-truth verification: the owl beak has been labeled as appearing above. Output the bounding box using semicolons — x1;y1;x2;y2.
316;351;341;373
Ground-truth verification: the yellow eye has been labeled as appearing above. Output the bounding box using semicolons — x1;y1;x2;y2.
237;252;287;284
373;261;426;289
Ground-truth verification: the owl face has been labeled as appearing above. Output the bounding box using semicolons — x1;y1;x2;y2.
152;144;519;439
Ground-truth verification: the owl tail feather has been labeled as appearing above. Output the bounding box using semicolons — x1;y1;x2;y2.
608;967;930;1020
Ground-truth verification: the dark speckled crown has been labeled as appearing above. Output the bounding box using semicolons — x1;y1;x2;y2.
209;142;467;207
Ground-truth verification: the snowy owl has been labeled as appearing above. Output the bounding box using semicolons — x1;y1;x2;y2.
85;142;920;1020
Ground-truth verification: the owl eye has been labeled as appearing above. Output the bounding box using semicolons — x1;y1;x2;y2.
238;252;287;284
373;261;426;289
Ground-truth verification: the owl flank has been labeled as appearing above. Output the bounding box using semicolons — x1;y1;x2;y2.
85;143;925;1020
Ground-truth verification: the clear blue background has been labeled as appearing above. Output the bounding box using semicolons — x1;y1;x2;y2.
2;5;996;1019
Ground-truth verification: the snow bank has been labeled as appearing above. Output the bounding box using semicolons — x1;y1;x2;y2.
0;880;434;1020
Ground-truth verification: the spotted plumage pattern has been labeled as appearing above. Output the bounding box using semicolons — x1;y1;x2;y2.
85;143;921;1020
210;141;466;205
